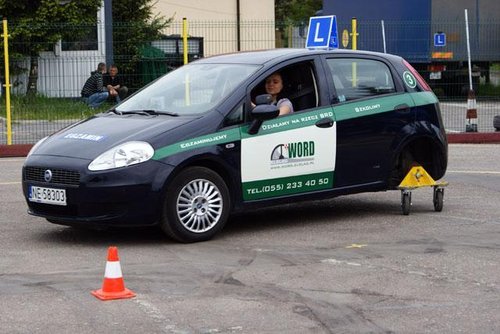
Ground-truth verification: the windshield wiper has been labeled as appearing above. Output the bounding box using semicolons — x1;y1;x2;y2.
109;109;179;116
156;110;179;116
108;108;122;115
117;109;159;116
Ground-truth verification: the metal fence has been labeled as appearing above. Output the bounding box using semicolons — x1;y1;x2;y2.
1;20;499;145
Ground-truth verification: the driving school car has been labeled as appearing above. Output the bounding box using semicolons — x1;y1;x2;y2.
22;48;447;243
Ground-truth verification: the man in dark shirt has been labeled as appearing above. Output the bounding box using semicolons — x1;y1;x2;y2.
81;62;109;108
103;64;128;103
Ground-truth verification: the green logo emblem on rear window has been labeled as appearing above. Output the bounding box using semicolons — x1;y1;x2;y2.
403;71;417;89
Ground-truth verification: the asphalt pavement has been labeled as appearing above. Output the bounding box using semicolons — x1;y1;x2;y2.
0;144;499;333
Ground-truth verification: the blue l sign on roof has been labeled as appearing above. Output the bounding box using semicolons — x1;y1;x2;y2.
306;15;339;49
434;33;446;47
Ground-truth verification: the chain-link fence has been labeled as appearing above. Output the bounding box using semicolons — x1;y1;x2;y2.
1;20;499;145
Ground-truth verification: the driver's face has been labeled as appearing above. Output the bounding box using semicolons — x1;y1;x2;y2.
265;74;283;97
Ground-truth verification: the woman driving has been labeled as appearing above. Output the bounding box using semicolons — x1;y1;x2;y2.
264;72;294;116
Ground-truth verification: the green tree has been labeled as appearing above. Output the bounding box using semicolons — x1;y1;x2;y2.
0;0;102;96
276;0;322;24
275;0;322;47
112;0;172;90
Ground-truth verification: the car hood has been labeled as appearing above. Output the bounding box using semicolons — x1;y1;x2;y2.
32;114;198;160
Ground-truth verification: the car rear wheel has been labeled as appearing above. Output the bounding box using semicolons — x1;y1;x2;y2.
390;149;415;188
160;167;230;243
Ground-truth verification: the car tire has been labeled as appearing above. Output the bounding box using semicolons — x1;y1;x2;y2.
494;115;500;131
389;149;415;188
160;167;230;243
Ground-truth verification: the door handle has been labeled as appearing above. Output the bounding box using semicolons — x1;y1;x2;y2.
394;104;410;112
315;117;334;128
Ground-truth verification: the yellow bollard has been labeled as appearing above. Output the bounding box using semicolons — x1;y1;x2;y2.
2;18;12;145
351;17;358;87
351;17;357;50
182;17;188;65
182;18;190;106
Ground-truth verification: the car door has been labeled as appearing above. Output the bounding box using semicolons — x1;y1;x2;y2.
238;58;338;201
322;55;416;188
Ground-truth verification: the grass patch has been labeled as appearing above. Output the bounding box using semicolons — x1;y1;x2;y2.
0;95;110;121
478;83;500;97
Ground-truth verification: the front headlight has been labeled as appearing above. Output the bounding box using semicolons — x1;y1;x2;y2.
88;141;154;171
27;136;49;157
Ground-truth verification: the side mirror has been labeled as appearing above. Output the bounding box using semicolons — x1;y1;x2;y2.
248;103;279;135
252;104;279;120
255;94;273;105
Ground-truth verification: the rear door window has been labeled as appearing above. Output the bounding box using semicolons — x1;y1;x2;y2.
326;58;396;103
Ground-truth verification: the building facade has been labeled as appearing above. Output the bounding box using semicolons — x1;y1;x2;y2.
154;0;276;56
10;1;275;97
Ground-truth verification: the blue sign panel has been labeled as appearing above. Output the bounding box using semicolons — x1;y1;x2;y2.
329;16;339;49
306;15;339;49
434;33;446;47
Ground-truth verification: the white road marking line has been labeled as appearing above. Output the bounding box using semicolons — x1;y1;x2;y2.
321;258;362;266
133;297;179;332
0;158;26;162
447;170;500;175
0;182;21;185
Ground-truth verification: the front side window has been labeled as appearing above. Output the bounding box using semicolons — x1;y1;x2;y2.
224;103;244;126
326;58;396;102
250;61;319;113
117;63;260;115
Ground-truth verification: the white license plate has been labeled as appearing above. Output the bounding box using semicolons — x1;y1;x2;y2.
429;71;442;80
29;186;67;206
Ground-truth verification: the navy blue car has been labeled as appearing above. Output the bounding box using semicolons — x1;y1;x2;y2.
23;49;448;242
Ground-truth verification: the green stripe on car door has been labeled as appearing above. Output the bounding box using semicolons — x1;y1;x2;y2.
242;171;334;200
332;92;438;121
153;127;241;160
152;92;438;160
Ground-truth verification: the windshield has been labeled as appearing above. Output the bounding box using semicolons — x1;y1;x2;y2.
117;63;260;115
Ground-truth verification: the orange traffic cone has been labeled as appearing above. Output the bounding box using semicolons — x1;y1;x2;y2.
91;246;136;300
466;89;478;132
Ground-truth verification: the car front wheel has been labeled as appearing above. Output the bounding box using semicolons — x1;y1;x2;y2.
160;167;230;242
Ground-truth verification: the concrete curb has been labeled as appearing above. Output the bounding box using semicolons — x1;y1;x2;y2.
1;133;499;158
447;132;500;144
0;144;33;158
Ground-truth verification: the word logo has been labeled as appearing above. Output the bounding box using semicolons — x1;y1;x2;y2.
270;141;315;169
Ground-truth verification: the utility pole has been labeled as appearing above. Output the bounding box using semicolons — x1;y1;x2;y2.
104;0;114;66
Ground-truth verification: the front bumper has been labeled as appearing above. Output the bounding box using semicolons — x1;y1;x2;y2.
22;155;174;227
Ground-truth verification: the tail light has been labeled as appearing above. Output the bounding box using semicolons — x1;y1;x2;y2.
403;59;432;91
428;64;446;72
